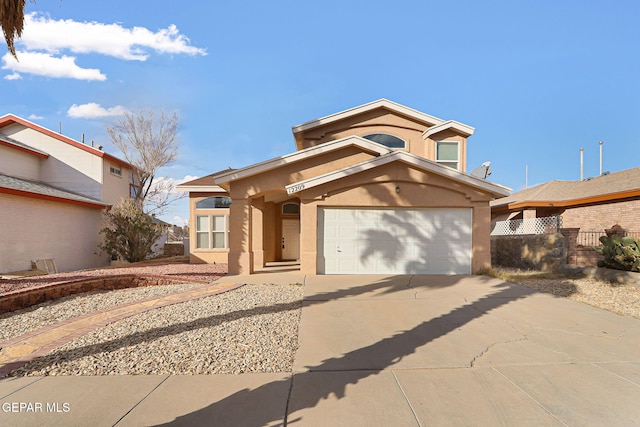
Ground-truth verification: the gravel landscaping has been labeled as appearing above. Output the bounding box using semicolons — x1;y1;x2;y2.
2;261;640;377
10;283;304;377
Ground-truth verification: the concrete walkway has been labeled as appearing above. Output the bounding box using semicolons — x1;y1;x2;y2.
1;274;640;426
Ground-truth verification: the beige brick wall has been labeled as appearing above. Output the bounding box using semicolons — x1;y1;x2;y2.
0;193;110;274
561;199;640;232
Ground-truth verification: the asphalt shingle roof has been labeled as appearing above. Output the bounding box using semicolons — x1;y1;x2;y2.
0;174;110;208
0;132;49;157
491;167;640;208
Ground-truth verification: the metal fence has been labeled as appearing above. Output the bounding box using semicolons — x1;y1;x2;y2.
491;215;562;236
579;230;640;247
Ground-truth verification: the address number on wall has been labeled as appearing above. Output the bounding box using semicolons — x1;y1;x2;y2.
287;184;305;194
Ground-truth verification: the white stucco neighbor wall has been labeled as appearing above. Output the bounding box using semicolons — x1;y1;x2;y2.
0;193;110;274
0;145;40;180
2;124;104;200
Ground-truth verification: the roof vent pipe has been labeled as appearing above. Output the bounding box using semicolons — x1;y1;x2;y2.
580;147;584;180
599;141;603;176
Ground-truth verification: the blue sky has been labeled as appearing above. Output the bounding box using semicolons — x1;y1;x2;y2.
3;1;639;225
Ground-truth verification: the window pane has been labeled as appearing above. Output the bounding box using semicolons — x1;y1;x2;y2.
440;161;459;169
196;232;209;249
196;197;231;209
212;232;225;248
282;203;300;215
196;215;209;232
437;142;458;161
212;215;225;231
363;133;405;148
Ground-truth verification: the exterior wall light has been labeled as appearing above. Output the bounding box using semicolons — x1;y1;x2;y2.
395;186;400;194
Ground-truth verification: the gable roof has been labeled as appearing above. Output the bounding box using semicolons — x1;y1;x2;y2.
285;150;511;198
491;167;640;211
0;173;111;209
423;120;475;138
0;132;49;158
0;114;133;169
214;136;393;185
291;99;448;136
176;169;234;193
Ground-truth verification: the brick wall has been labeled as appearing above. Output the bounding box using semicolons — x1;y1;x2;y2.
561;199;640;232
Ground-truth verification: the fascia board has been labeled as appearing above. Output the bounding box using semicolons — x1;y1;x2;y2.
286;151;511;197
214;136;392;184
175;184;227;193
423;120;475;139
0;114;135;169
291;99;446;134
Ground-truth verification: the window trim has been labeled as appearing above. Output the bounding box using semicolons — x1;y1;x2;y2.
435;140;460;170
362;133;406;149
282;202;300;215
195;214;229;250
109;165;122;177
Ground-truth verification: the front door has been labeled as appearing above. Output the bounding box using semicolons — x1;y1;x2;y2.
282;219;300;260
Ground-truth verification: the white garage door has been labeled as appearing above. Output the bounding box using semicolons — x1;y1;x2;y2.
318;208;472;274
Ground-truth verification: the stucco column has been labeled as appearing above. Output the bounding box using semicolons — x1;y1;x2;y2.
299;200;317;274
251;200;265;271
228;198;253;275
472;204;491;273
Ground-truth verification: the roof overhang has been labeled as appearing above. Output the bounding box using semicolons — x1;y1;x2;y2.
0;134;49;158
0;178;111;209
175;184;227;193
285;150;511;197
492;188;640;212
0;114;133;169
291;99;446;135
423;120;475;139
214;136;392;184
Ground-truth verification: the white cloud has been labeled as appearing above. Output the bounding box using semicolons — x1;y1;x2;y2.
4;72;22;80
28;114;44;120
21;13;207;61
2;51;106;81
67;103;129;119
172;215;188;226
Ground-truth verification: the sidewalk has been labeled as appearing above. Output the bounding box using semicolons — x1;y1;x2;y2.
1;274;640;426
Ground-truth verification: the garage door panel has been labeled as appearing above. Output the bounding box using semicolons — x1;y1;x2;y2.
318;208;472;275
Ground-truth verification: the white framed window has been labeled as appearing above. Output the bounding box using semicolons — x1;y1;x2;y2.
436;141;459;170
195;214;229;249
110;165;122;177
196;215;210;249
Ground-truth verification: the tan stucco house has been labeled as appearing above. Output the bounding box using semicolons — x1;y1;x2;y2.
178;99;510;275
0;114;136;274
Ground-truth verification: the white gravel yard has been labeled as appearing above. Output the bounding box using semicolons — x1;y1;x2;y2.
10;283;305;376
0;283;204;342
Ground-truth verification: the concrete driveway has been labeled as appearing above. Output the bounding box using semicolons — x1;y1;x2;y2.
2;274;640;426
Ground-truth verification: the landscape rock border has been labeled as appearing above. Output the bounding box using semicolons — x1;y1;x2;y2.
0;275;208;314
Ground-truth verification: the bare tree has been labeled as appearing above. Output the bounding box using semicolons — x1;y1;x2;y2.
0;0;27;59
106;109;185;215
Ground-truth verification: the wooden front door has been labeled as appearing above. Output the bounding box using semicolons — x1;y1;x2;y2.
282;219;300;260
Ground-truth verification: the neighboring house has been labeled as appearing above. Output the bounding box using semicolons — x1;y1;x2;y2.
491;167;640;234
0;114;136;274
178;99;510;275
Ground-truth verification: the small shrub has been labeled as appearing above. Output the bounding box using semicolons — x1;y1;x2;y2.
594;235;640;272
99;199;162;263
